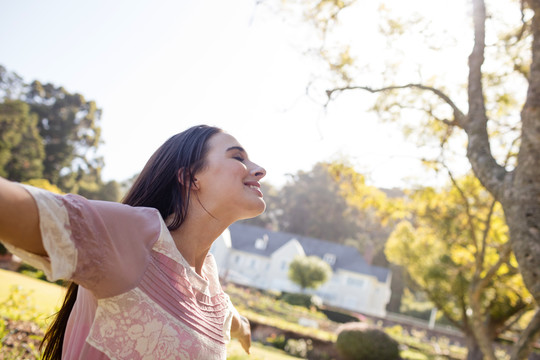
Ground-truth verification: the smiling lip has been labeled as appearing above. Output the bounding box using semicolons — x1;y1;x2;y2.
244;181;263;197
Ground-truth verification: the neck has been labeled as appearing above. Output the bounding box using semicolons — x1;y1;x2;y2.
168;209;230;276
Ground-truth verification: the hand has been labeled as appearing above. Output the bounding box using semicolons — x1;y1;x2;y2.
231;314;251;354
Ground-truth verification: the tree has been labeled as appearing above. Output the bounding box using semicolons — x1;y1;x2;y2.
385;174;535;359
77;178;121;202
0;65;24;100
25;80;102;192
279;162;361;242
277;0;540;355
288;255;332;291
0;100;44;181
326;162;408;312
0;65;103;192
247;161;392;252
23;179;63;194
0;65;119;200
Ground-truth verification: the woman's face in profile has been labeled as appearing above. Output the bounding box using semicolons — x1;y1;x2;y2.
193;132;266;222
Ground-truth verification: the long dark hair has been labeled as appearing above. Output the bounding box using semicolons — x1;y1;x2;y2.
40;125;222;359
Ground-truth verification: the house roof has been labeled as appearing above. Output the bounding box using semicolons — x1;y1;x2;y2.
228;223;390;283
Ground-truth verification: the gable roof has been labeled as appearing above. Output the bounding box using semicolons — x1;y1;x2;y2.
228;223;390;282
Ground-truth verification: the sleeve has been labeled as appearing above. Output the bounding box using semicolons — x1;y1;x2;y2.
4;184;162;298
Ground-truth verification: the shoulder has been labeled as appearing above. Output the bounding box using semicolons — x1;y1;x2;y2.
42;190;163;250
88;198;161;222
22;184;161;225
86;199;163;248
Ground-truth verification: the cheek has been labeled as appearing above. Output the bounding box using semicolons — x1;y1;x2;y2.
226;163;248;179
209;164;246;191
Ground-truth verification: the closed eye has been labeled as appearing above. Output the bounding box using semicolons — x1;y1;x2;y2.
227;146;248;163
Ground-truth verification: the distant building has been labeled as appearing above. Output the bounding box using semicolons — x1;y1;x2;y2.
211;223;392;317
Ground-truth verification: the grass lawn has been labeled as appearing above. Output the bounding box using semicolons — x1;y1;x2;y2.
227;339;300;360
0;268;65;320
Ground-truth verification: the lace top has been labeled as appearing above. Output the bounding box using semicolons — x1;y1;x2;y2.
4;185;236;359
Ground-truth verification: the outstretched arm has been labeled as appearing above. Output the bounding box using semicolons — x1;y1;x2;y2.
230;312;251;354
0;177;45;256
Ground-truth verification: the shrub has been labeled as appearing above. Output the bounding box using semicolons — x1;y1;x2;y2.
280;292;316;308
399;308;431;321
335;322;400;360
266;333;287;350
320;308;360;323
0;286;37;322
262;289;281;299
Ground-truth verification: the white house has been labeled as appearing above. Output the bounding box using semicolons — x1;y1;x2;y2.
211;223;392;317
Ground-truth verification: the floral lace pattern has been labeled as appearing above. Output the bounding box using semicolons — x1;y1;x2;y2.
4;185;77;281
87;288;227;360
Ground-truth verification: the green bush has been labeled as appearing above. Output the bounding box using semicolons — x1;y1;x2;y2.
0;286;38;322
280;293;316;308
399;308;431;321
335;322;400;360
320;308;359;323
266;333;287;350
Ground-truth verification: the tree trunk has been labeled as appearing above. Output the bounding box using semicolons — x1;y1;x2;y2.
465;0;540;305
504;185;540;304
465;334;485;360
468;301;497;360
503;0;540;305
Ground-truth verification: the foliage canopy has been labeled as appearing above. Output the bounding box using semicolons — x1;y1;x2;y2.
288;255;332;291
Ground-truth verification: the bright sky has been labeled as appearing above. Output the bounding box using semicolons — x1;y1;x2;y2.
1;0;472;189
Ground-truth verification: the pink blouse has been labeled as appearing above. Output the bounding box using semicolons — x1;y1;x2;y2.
4;185;236;359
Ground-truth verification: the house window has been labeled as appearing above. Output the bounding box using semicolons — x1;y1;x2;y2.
250;258;257;268
281;261;288;271
346;277;364;287
323;253;336;266
255;234;269;250
234;254;241;264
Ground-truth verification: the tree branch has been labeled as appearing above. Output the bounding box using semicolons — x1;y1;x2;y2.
430;297;466;331
483;246;513;293
325;83;466;127
478;199;497;274
466;0;509;201
444;166;479;253
497;302;531;335
509;307;540;360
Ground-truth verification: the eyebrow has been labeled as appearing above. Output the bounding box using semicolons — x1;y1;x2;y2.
226;146;246;153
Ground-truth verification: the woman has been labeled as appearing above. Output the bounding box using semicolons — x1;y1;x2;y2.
0;125;265;359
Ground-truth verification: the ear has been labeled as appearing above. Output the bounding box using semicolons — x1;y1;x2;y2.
177;168;199;190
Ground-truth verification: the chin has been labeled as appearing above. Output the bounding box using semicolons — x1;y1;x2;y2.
241;200;266;220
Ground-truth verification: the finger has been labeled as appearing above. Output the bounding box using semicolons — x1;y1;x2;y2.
242;337;251;354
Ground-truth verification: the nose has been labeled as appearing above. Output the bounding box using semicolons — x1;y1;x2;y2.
250;162;266;179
